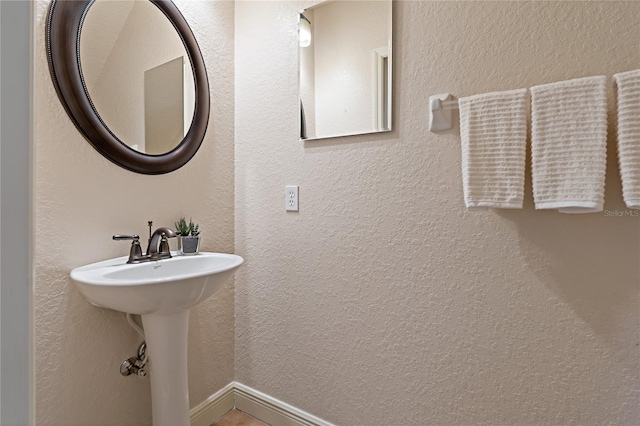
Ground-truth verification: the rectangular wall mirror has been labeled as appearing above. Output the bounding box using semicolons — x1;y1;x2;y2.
299;0;392;141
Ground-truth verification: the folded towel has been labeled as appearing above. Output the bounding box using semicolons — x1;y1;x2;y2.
459;89;528;209
530;76;608;213
613;69;640;209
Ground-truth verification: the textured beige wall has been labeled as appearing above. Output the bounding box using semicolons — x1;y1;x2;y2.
34;1;234;424
235;1;640;425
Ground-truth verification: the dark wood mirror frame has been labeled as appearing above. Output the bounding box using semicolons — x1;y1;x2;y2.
46;0;210;175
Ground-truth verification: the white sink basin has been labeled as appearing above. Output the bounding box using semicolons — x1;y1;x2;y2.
70;251;244;426
71;252;244;315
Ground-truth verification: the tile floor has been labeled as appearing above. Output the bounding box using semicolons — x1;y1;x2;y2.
211;409;269;426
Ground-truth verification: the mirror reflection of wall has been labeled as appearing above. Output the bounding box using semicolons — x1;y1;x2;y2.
80;0;196;154
299;0;392;140
144;57;185;154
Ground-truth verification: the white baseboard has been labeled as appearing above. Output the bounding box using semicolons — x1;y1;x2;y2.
190;382;334;426
190;382;235;426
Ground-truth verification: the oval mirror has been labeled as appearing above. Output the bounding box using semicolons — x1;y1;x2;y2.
80;0;196;155
46;0;210;174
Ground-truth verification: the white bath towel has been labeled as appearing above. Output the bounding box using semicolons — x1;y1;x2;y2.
530;76;608;213
459;89;528;209
613;69;640;209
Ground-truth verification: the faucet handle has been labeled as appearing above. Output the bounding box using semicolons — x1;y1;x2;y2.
113;234;140;241
158;233;171;255
113;235;143;264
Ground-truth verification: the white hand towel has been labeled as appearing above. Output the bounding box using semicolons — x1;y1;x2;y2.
530;76;608;213
459;89;528;209
613;69;640;209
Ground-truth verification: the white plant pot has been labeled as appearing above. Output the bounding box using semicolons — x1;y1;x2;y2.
179;236;200;255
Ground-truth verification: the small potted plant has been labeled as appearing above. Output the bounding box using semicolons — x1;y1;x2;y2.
175;217;200;255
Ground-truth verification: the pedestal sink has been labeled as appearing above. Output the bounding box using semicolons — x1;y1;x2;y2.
70;252;244;426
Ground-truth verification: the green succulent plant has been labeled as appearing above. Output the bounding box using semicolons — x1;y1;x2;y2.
190;222;200;237
175;217;200;237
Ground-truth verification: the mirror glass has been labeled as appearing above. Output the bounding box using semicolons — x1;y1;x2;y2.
299;0;392;140
80;0;196;154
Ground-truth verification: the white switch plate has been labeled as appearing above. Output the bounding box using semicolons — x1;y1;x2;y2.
285;185;299;212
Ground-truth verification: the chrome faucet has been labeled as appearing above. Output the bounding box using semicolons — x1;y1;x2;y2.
114;223;178;264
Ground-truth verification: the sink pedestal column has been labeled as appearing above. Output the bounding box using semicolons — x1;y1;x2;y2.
141;310;190;426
